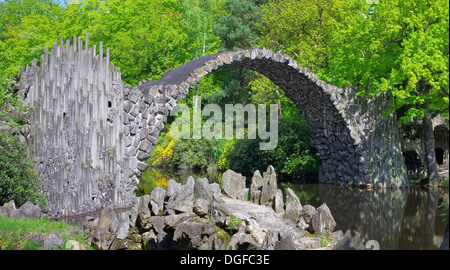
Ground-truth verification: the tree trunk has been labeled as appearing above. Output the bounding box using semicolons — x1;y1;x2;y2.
423;98;439;186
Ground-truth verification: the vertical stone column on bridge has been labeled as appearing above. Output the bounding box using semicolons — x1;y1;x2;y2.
19;35;133;217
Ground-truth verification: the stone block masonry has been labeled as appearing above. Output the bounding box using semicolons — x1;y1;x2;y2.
18;35;408;217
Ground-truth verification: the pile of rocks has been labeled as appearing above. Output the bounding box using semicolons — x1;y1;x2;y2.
0;200;43;220
84;166;340;250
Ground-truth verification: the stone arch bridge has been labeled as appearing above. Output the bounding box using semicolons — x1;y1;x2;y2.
18;36;407;217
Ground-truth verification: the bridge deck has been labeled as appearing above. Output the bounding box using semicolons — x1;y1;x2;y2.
140;53;219;94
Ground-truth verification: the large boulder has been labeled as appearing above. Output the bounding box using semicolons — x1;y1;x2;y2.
194;178;223;202
274;189;284;213
96;206;120;250
173;218;216;250
166;179;182;198
19;201;41;218
27;233;44;247
208;183;223;200
211;197;312;250
312;203;336;237
44;233;64;250
3;200;16;210
193;198;209;216
250;170;264;204
260;166;277;207
116;211;130;241
194;178;210;200
221;169;246;200
284;188;302;224
129;196;141;228
298;204;316;231
208;198;230;227
149;216;167;245
150;187;166;215
0;206;10;217
229;230;260;250
84;207;130;250
9;208;24;219
166;176;195;214
261;226;316;250
137;195;152;231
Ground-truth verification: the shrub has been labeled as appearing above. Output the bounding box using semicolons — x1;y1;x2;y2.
0;129;46;209
224;117;320;178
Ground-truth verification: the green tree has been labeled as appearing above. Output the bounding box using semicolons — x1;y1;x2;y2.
87;0;190;85
181;0;223;58
210;0;268;105
0;0;63;88
57;0;101;39
226;117;319;178
213;0;266;50
322;0;449;185
259;0;355;71
0;129;47;208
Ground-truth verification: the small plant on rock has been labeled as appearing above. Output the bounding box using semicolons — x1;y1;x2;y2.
226;215;242;231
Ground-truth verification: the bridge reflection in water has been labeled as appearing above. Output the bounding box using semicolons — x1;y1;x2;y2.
139;167;448;250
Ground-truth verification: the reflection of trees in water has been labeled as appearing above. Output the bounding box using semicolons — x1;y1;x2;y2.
400;187;446;249
319;185;447;249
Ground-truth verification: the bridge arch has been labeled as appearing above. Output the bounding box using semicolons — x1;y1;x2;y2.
125;48;406;189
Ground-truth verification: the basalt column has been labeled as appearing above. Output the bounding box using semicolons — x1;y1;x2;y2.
19;35;133;217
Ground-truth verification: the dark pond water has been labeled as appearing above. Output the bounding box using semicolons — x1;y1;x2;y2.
137;167;449;250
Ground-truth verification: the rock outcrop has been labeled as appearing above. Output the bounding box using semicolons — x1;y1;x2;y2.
84;166;341;250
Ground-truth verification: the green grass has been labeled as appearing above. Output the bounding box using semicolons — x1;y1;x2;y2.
0;215;93;250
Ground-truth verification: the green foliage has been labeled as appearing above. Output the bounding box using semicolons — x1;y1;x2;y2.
0;79;30;131
226;215;242;231
0;0;224;87
171;138;225;170
181;0;223;58
213;0;267;50
321;0;449;123
225;117;319;177
0;129;47;209
87;0;191;85
0;68;44;209
259;0;356;72
0;0;63;83
210;0;268;110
